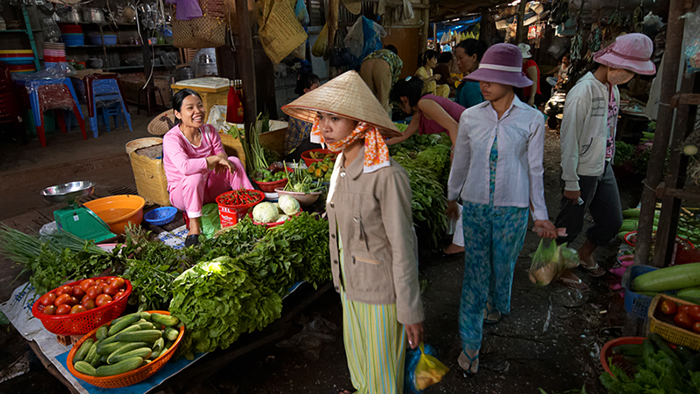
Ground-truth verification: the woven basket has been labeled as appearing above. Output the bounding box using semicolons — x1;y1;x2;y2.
172;0;226;48
649;294;700;350
218;132;246;171
126;138;170;207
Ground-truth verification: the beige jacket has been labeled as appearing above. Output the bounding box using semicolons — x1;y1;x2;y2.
326;148;424;325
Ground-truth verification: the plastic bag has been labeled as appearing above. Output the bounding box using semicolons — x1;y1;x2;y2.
294;0;309;25
683;6;700;74
528;239;580;286
311;23;328;58
200;203;221;239
405;343;449;393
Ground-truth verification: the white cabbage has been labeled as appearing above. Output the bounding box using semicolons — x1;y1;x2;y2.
252;202;279;223
278;195;300;215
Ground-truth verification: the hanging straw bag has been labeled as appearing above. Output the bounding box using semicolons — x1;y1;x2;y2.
172;0;226;48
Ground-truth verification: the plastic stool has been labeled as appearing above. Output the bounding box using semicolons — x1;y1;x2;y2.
137;85;165;117
22;78;86;147
85;74;132;137
101;102;123;133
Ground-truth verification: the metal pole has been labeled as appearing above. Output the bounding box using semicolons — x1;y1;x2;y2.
634;0;688;267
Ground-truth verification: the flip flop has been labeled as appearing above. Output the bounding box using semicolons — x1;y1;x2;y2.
559;276;589;291
579;260;606;277
483;304;502;324
458;349;479;375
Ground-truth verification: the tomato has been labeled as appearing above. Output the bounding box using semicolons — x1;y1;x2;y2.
694;322;700;334
95;280;108;287
86;286;102;299
659;300;678;315
675;312;694;330
95;294;112;307
56;304;72;315
689;306;700;322
82;298;96;310
103;285;118;296
110;278;125;289
43;305;56;315
70;296;79;306
72;286;86;299
80;279;95;292
38;293;56;306
679;305;692;314
114;290;126;300
70;305;86;314
56;285;73;296
55;293;73;306
81;294;91;304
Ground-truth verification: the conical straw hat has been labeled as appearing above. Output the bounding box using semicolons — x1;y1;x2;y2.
281;71;401;138
148;109;177;136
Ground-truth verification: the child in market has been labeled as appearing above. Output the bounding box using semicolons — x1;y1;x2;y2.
282;71;424;394
446;43;557;374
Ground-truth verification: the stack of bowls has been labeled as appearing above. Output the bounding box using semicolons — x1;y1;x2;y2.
6;64;37;74
43;42;66;69
58;23;83;35
0;50;35;67
62;33;85;47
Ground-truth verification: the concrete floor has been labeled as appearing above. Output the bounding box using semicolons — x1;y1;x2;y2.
0;113;643;394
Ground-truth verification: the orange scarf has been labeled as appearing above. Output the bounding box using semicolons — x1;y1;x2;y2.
310;116;390;173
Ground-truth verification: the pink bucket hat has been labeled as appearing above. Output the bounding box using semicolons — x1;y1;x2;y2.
465;43;533;88
594;33;656;75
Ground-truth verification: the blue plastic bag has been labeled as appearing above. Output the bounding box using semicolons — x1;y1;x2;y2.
404;343;448;393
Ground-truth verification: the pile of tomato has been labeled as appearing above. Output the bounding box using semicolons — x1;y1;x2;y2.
37;277;128;316
657;299;700;333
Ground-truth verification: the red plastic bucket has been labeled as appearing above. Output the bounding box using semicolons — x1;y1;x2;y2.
215;189;265;228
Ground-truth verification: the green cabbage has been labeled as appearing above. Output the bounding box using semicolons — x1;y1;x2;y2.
278;195;300;215
253;202;279;223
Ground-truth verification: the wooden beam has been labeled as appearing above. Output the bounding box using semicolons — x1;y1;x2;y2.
328;0;340;78
361;0;430;9
515;0;527;42
635;0;689;267
235;0;257;129
420;0;429;53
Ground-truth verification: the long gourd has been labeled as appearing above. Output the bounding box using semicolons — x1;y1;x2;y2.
632;263;700;292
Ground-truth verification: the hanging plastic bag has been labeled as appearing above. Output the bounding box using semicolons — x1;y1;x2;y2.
683;6;700;74
200;203;221;239
528;239;580;286
311;23;329;58
294;0;310;25
405;343;449;393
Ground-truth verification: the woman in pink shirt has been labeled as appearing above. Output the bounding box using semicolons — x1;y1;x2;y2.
163;89;253;247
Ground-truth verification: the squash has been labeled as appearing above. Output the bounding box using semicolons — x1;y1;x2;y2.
632;263;700;292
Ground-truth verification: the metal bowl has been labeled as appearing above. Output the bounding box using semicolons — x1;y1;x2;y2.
41;181;95;204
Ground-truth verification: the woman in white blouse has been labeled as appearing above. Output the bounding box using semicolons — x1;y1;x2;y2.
446;44;556;374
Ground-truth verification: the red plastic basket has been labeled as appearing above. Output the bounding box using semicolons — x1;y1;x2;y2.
31;276;132;336
300;148;337;167
216;189;265;228
600;337;648;376
250;208;302;228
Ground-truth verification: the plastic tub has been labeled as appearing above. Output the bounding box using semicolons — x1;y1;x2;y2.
66;310;184;388
31;276;131;335
144;207;178;226
301;148;337;167
216;189;265;228
83;195;146;234
89;34;118;45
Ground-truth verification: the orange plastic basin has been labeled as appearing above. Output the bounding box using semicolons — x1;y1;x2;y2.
83;195;146;234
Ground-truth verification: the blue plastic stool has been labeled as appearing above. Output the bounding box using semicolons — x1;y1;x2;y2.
100;102;124;133
89;79;132;137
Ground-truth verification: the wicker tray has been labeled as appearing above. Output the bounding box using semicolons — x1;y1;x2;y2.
648;294;700;350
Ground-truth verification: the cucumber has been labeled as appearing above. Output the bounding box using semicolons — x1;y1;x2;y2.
163;340;174;352
136;322;155;330
74;361;97;376
97;341;124;356
149;350;160;360
139;312;152;321
95;357;143;377
622;209;641;218
108;314;141;336
612;344;644;357
110;312;142;327
632;263;700;292
678;287;700;298
106;342;149;364
649;333;684;372
164;327;179;341
151;313;179;327
85;341;99;367
96;326;109;341
108;348;152;364
152;338;164;353
620;219;639;232
101;355;109;363
116;330;163;343
73;339;94;364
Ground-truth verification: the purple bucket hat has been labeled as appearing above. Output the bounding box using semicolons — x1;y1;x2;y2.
594;33;656;75
465;43;533;88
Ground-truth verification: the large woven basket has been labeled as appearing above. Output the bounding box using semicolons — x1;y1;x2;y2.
126;138;170;207
172;0;226;48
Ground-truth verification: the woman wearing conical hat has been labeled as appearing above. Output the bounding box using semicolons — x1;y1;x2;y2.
283;71;424;394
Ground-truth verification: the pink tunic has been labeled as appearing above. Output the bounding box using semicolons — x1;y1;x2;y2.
163;124;252;218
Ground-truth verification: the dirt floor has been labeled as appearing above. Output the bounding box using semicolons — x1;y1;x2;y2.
0;111;644;394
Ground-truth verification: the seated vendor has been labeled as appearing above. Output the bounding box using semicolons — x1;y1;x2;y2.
163;89;253;247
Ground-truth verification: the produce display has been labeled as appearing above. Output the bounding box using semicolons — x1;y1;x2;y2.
284;164;325;194
68;311;182;380
253;167;287;183
654;296;700;334
389;133;452;249
632;263;700;294
251;197;300;224
601;334;700;393
617;207;700;248
307;151;337;161
307;157;334;182
35;277;128;316
216;188;263;206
